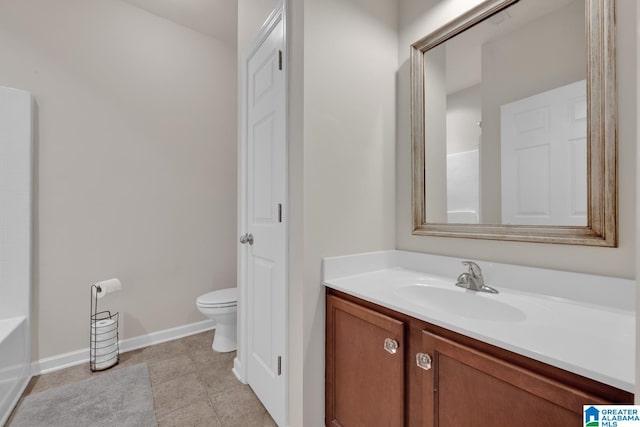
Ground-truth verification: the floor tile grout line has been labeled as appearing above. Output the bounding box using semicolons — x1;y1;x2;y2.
150;367;207;420
192;346;223;423
152;348;227;426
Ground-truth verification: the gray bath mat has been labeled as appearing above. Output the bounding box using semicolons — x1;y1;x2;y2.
9;364;157;427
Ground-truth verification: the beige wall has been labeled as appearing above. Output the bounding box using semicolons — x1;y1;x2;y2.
303;0;398;425
398;0;636;279
0;0;238;360
446;84;481;155
424;45;448;222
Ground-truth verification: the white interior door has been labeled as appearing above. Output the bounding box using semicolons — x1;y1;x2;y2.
501;80;587;225
241;7;287;426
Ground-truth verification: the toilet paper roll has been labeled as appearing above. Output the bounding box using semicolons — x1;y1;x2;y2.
94;278;122;299
93;348;118;370
93;340;117;354
92;319;116;329
91;318;116;333
94;342;118;358
91;319;117;345
91;329;117;345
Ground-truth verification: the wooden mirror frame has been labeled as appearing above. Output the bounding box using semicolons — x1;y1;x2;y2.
411;0;617;246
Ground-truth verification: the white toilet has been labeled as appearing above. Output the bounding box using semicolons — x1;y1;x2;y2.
196;287;238;352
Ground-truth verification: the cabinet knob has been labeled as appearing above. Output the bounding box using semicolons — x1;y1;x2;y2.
416;352;432;370
383;338;399;354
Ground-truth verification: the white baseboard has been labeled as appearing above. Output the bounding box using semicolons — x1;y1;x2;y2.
31;320;215;375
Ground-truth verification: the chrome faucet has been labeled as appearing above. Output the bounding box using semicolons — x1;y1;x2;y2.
455;261;499;294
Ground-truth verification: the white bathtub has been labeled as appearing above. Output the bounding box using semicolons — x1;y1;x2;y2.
0;316;30;426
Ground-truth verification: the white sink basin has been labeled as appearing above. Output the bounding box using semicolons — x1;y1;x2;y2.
395;284;526;322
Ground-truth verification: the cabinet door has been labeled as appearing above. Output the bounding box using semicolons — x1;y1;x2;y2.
419;330;608;427
326;295;405;427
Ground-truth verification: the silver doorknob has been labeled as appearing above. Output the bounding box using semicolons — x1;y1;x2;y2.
240;233;254;245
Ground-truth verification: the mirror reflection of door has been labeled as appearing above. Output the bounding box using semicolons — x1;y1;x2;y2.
501;80;587;226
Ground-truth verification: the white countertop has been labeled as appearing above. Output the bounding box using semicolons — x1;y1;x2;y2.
322;251;635;393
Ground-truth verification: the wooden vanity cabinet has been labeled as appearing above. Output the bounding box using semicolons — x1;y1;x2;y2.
420;331;609;426
326;289;634;427
326;294;405;427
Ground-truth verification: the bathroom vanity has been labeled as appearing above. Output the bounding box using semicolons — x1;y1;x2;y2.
323;251;635;426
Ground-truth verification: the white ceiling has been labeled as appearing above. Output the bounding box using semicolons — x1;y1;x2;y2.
120;0;236;44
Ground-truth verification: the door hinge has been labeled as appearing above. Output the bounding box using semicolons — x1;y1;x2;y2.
277;356;282;376
278;203;282;223
278;50;283;70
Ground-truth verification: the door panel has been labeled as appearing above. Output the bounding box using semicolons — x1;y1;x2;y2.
252;257;273;366
244;13;286;426
252;115;275;222
515;144;550;215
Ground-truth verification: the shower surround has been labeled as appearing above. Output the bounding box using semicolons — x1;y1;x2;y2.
0;86;33;425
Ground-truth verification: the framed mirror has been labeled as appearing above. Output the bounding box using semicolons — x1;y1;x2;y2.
411;0;616;246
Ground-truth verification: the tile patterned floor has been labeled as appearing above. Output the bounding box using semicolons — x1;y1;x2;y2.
7;330;276;427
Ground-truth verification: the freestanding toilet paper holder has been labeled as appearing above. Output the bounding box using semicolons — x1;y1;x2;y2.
89;283;120;372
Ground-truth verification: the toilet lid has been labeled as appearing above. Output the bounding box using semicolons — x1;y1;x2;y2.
197;287;237;307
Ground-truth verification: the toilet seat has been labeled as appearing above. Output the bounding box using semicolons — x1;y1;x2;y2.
197;288;237;308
